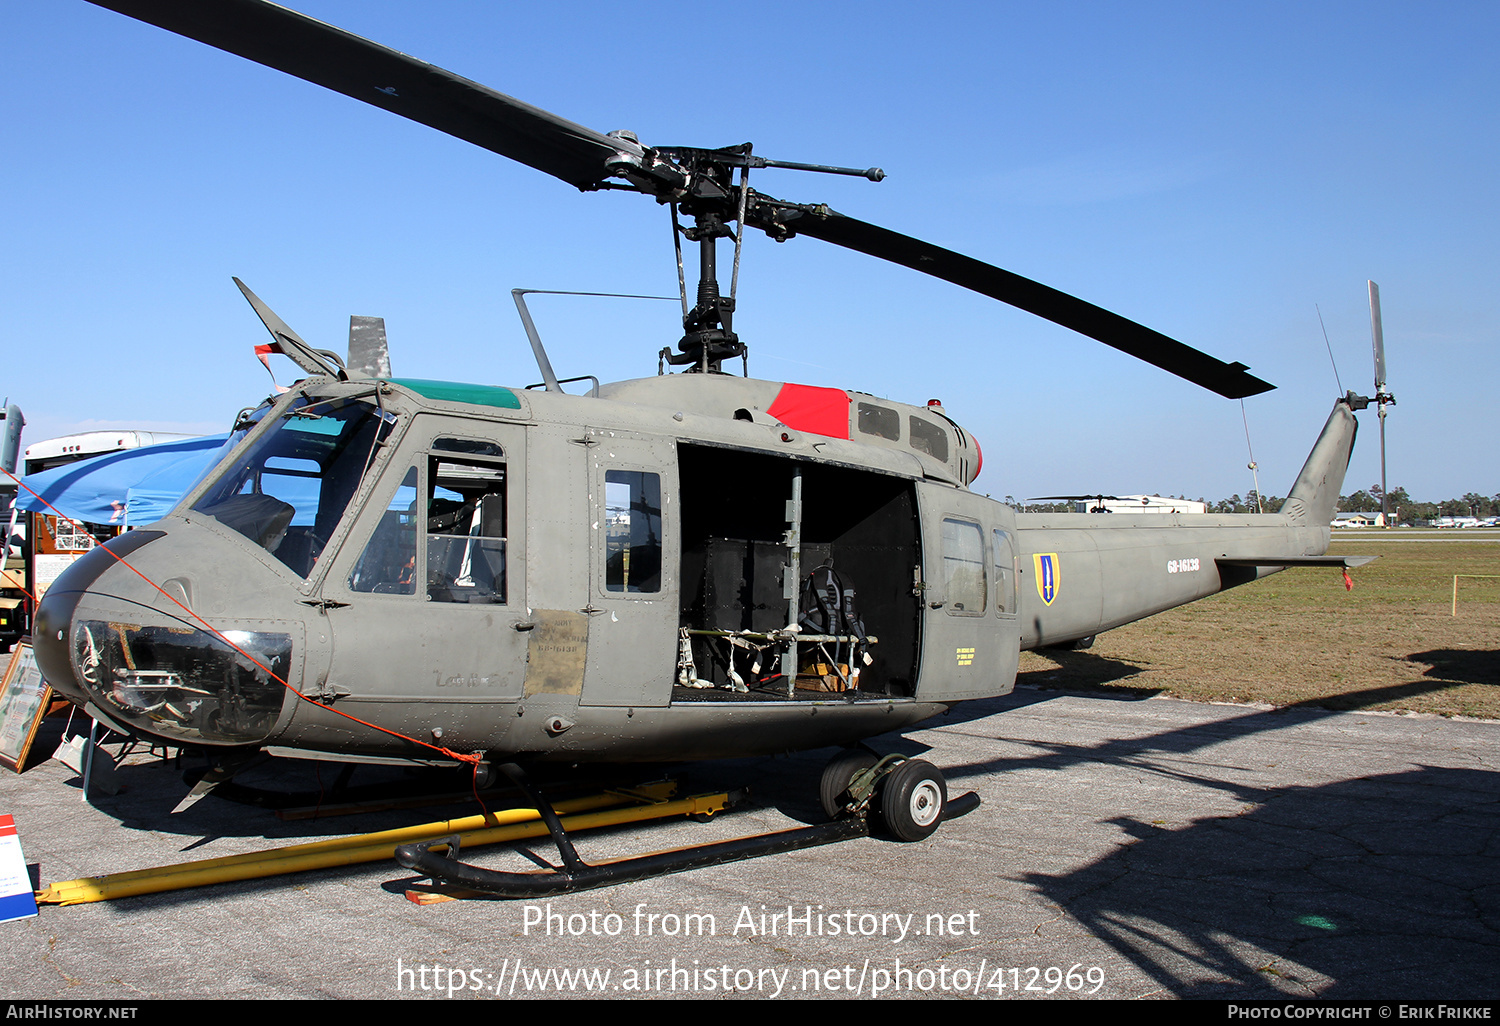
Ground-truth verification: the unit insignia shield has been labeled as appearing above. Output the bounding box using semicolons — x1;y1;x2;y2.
1033;553;1060;605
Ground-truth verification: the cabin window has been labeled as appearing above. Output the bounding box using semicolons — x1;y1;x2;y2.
605;470;662;593
941;518;985;613
857;403;900;440
348;466;419;594
993;528;1016;614
426;456;507;604
908;416;949;462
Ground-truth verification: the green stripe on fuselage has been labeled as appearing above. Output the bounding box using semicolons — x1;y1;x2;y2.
390;378;522;410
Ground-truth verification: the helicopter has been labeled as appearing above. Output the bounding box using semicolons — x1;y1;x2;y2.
30;0;1373;880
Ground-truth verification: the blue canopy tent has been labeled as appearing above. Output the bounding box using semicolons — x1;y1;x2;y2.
16;435;232;527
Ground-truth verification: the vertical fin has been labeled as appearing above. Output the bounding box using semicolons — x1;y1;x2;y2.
0;404;23;476
1279;399;1359;528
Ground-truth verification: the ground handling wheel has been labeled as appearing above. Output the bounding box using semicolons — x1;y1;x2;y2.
819;746;879;820
878;758;947;842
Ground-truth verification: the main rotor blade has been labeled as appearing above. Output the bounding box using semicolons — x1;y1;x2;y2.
1029;495;1123;501
86;0;643;191
774;210;1274;399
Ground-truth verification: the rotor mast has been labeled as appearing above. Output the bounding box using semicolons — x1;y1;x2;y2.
651;144;885;374
669;206;742;374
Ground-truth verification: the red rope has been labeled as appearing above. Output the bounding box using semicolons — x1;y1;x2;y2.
2;465;479;767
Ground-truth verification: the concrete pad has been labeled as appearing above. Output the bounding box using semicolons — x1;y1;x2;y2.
1;688;1497;1000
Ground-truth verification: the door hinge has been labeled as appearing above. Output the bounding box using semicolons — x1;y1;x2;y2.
300;598;351;612
307;682;352;704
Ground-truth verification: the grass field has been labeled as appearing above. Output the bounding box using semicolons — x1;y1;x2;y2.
1017;530;1500;719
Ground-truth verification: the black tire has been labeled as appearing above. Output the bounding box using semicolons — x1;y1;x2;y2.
878;759;947;841
819;747;878;820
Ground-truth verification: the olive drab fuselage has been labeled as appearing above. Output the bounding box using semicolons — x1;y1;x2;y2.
32;374;1358;767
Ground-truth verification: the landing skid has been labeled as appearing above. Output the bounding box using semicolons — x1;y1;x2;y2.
396;759;980;900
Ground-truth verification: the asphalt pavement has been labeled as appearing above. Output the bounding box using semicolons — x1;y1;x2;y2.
2;687;1497;1000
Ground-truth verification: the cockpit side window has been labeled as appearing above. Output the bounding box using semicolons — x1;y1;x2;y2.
344;438;509;602
348;466;419;595
426;448;507;604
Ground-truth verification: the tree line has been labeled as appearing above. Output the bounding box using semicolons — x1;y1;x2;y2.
1003;486;1498;519
1335;486;1499;521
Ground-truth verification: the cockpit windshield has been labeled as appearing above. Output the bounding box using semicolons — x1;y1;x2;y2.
192;396;395;577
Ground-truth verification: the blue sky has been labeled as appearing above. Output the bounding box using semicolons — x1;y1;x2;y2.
3;1;1496;504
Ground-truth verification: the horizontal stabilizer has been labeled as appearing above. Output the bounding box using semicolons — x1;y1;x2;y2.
1217;556;1377;569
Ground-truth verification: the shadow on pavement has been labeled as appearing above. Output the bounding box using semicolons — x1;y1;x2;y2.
1027;764;1500;998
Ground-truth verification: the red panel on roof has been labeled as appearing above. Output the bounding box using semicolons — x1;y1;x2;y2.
766;384;851;439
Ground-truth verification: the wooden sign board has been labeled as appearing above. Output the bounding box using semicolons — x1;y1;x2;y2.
0;641;52;773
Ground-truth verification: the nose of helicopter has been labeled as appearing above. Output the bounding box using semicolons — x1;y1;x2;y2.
33;525;306;748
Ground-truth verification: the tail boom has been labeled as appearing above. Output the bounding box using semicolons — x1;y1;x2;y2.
1013;397;1364;648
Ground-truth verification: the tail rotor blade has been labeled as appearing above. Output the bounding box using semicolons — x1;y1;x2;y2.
1368;280;1387;393
1366;280;1394;529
